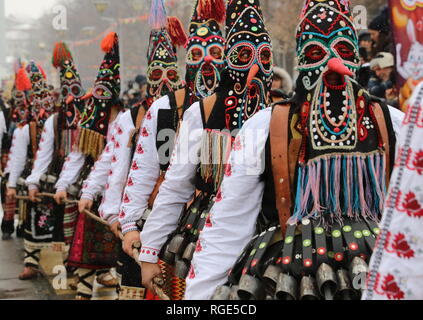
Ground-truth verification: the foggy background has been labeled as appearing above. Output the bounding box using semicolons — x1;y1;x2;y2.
0;0;386;92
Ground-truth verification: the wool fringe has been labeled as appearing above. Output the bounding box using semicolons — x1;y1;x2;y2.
200;129;232;191
77;128;105;160
290;151;386;228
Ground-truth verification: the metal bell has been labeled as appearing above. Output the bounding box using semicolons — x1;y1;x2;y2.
275;273;298;300
237;274;266;300
316;263;338;300
168;234;187;255
17;177;26;188
211;286;232;300
229;285;241;300
349;257;369;297
349;257;369;282
299;276;320;300
182;242;196;262
40;174;47;183
336;269;356;300
263;264;282;294
174;258;190;279
46;174;58;184
68;184;80;198
159;243;175;266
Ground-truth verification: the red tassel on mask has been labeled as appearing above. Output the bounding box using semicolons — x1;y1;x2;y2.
167;17;188;47
16;67;32;92
37;64;47;80
197;0;226;24
101;32;118;53
52;42;73;68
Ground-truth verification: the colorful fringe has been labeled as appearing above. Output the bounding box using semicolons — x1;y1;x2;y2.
291;151;386;228
200;129;233;191
77;128;105;161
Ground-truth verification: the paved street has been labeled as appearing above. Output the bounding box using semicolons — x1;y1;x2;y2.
0;236;56;300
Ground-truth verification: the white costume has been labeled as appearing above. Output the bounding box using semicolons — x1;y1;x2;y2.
136;100;203;262
363;83;423;300
25;115;57;190
184;106;404;300
79;109;134;225
55;112;123;206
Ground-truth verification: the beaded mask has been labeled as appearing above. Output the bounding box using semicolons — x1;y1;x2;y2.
185;0;226;103
12;65;31;126
221;0;273;131
52;42;85;130
26;62;54;123
78;32;121;160
290;0;392;227
295;0;369;154
146;28;182;105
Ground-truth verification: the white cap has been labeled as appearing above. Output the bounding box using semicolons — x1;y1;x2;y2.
370;52;394;70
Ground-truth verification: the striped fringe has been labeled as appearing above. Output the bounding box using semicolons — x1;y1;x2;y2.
290;151;386;228
200;129;232;191
77;128;105;160
3;197;16;222
63;203;79;245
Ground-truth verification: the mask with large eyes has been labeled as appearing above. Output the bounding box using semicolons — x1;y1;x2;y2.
185;18;226;100
59;60;86;129
295;0;380;154
147;62;182;99
146;29;182;104
296;0;360;90
11;90;30;124
29;88;54;121
221;1;274;130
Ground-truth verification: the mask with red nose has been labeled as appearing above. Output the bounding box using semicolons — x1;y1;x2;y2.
295;0;377;154
185;0;226;104
217;0;273;131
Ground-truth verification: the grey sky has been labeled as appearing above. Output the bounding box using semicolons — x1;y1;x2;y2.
5;0;58;19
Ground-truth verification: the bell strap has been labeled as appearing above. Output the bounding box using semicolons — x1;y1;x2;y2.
270;105;292;237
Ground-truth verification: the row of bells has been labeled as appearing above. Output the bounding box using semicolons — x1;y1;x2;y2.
212;256;369;300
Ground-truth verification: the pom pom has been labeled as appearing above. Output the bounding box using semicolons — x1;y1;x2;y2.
196;0;226;24
167;17;188;47
52;42;73;68
101;32;118;53
149;0;168;30
16;67;32;92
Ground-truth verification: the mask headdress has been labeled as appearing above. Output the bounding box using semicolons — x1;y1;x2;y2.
185;0;226;103
26;61;54;121
52;42;85;131
296;0;359;91
146;0;185;106
78;32;121;160
220;0;273;130
290;0;388;227
12;61;31;126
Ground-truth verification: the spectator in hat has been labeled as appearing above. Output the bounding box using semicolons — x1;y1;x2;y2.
270;66;293;102
368;52;399;108
368;6;394;57
359;31;373;62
